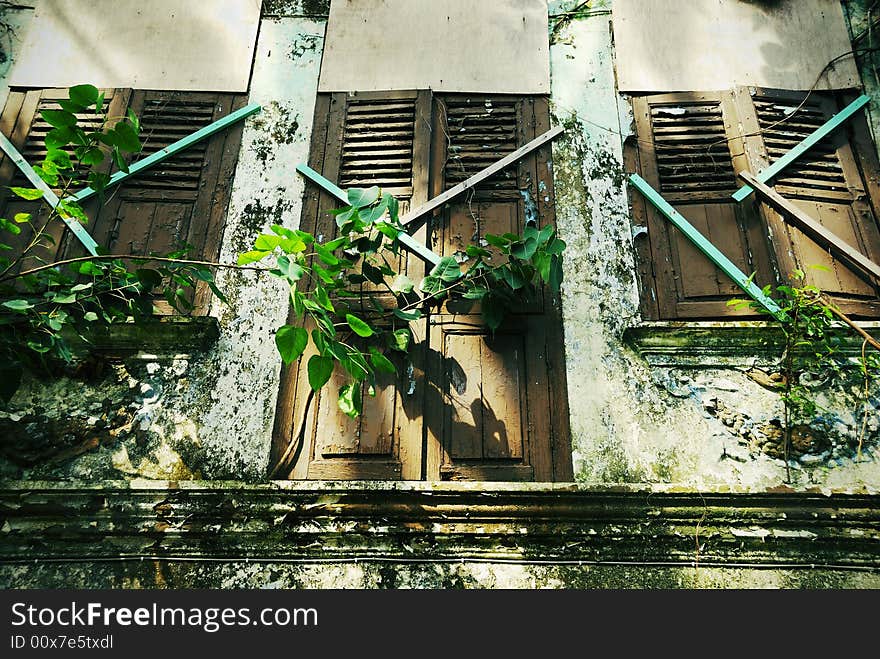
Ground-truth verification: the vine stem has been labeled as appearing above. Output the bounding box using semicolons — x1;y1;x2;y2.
3;254;271;283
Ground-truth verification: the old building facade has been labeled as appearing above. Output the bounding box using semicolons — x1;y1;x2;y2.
0;0;878;588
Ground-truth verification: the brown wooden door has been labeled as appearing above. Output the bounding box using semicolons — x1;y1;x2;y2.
273;92;572;481
632;91;777;319
735;87;880;317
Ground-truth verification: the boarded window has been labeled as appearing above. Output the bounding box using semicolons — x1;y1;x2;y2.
272;91;572;482
629;88;880;320
0;88;246;314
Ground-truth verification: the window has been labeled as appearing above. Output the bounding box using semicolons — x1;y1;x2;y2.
0;87;246;314
271;90;572;482
629;87;880;320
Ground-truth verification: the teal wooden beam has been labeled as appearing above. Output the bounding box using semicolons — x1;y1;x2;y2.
0;130;99;256
296;164;442;267
72;103;262;204
732;94;870;202
630;173;784;320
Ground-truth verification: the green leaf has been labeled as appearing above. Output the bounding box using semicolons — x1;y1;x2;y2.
0;218;21;235
393;308;421;322
337;382;362;418
333;206;358;229
362;262;385;285
538;224;555;245
1;299;33;311
430;256;462;283
462;286;489;300
126;107;140;133
484;233;510;248
79;147;105;167
510;237;538;260
375;222;400;240
391;274;415;294
135;268;162;289
13;213;31;224
387;328;411;352
369;346;397;374
466;244;491;258
45;148;72;171
347;186;380;208
481;296;504;331
9;187;44;201
549;254;564;292
308;355;334;391
385;193;399;223
275;325;309;365
40;109;77;128
254;233;282;251
546;238;566;255
279;237;307;253
533;251;551;283
57;99;86;114
346;313;374;337
500;266;526;290
314;243;340;266
113;121;142;152
237;250;270;265
419;275;443;298
83;311;98;322
359;198;389;225
45;127;75;150
276;255;304;282
58;200;88;223
112;146;129;173
69;84;100;107
52;293;77;304
314;284;334;312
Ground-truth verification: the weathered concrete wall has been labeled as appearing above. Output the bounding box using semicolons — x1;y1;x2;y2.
0;7;327;482
843;0;880;148
548;0;880;490
1;0;878;495
2;481;878;588
0;1;36;111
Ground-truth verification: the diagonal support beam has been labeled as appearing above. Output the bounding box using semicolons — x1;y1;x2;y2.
732;94;870;202
740;170;880;282
630;173;784;320
296;164;441;266
399;124;565;228
0;130;99;255
72;102;262;204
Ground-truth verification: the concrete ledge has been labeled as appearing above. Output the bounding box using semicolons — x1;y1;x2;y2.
65;316;220;359
624;321;880;367
1;480;878;570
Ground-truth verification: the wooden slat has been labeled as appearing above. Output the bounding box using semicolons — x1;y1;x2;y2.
740;171;880;283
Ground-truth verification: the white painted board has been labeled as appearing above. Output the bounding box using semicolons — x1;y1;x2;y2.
9;0;261;92
613;0;860;92
318;0;550;93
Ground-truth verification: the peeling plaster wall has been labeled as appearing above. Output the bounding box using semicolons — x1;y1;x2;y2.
1;0;878;494
548;0;880;490
0;1;36;111
0;11;326;482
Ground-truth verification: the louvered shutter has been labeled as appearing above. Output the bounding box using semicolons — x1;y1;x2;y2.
426;94;571;482
735;87;880;317
89;90;246;313
632;91;777;319
273;90;432;480
441;95;520;199
273;91;572;482
0;88;129;266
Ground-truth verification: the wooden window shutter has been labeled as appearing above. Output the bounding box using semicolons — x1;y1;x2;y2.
273;91;572;482
426;94;572;482
0;88;130;266
631;91;777;319
733;87;880;317
273;90;432;481
88;90;247;313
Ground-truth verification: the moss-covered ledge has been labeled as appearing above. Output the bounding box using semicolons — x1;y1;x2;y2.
624;321;880;367
64;316;220;359
1;480;878;573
